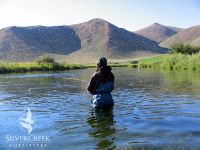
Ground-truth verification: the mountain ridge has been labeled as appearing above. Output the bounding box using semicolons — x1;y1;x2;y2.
160;25;200;48
135;23;183;43
0;18;168;62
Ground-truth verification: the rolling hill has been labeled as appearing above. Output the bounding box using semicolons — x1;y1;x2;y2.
0;19;168;62
135;23;182;43
160;25;200;48
0;26;81;61
65;19;168;63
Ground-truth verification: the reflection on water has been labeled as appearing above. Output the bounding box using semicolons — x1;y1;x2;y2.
0;68;200;150
162;70;200;94
87;108;116;150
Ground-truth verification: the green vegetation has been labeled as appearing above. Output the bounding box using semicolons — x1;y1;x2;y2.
171;43;200;55
139;54;168;63
36;56;56;64
109;61;138;68
139;53;200;71
86;60;138;68
2;52;200;74
0;55;139;74
0;56;86;74
161;53;200;71
138;55;169;68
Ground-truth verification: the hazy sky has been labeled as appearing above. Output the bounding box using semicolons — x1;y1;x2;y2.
0;0;200;31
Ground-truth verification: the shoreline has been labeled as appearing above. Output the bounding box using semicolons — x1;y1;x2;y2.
139;53;200;71
0;62;87;74
1;53;200;74
0;62;138;74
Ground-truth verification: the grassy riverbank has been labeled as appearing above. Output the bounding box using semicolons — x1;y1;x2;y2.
0;60;138;74
0;62;86;74
0;62;134;74
0;54;138;74
139;53;200;71
1;53;200;74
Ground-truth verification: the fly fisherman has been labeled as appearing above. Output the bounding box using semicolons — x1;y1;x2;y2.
87;57;114;109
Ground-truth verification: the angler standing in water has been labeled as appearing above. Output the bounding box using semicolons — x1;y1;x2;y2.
87;57;115;109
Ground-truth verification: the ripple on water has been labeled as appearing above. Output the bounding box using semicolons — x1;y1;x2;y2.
1;68;200;150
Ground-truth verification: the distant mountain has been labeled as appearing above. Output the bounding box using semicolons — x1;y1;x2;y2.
0;19;168;62
0;26;81;61
160;25;200;48
66;19;168;62
135;23;182;43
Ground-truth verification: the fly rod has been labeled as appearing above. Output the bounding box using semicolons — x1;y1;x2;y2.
63;77;88;83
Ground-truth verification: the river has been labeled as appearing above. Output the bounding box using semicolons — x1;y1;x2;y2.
0;68;200;150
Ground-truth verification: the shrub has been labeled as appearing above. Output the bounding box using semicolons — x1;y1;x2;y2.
36;56;55;64
130;60;138;64
171;43;200;55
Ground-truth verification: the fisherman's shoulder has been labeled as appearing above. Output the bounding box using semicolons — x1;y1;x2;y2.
91;72;100;78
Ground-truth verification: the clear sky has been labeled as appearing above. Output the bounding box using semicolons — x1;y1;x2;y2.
0;0;199;31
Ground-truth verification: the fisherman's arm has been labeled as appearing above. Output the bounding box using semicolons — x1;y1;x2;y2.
87;74;98;95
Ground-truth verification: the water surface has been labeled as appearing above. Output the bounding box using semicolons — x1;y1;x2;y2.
0;68;200;150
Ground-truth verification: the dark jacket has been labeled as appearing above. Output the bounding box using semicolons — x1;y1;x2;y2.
87;66;114;94
87;66;114;108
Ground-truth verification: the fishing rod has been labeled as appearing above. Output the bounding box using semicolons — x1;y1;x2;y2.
63;77;92;99
63;77;88;83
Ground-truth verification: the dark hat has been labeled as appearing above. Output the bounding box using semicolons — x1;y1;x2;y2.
96;57;107;67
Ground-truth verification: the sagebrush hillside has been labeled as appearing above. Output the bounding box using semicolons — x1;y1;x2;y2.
160;25;200;48
65;19;168;62
0;19;168;62
0;26;81;61
135;23;182;43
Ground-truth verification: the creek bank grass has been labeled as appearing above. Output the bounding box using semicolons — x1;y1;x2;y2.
0;62;86;74
138;54;169;68
161;53;200;71
4;53;200;74
86;60;138;68
0;59;138;74
139;54;169;64
139;53;200;71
